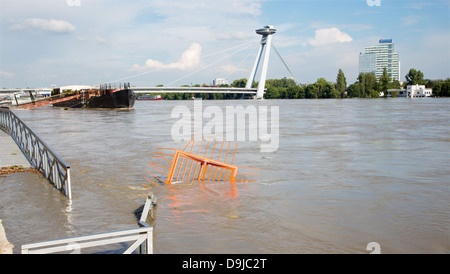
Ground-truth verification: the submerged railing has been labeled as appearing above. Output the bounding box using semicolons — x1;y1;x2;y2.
21;193;157;254
0;107;71;199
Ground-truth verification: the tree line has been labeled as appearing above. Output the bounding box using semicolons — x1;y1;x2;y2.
156;68;450;100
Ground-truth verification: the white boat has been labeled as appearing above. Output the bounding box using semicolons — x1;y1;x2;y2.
137;94;162;101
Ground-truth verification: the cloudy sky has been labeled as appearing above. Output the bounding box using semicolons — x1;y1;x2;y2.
0;0;449;88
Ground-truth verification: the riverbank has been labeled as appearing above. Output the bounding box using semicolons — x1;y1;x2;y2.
0;219;13;254
0;166;39;177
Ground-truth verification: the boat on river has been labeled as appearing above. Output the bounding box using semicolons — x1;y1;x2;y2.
52;83;136;109
137;94;162;101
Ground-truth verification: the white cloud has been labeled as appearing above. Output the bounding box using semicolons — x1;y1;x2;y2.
308;28;353;46
0;71;15;78
10;18;75;33
132;43;202;71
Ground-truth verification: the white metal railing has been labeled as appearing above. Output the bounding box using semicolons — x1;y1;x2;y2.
21;226;153;254
0;107;72;199
21;193;157;254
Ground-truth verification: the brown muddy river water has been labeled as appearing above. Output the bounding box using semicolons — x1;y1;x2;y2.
0;98;449;253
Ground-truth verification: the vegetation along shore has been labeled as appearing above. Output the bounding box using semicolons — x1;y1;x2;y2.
147;68;449;100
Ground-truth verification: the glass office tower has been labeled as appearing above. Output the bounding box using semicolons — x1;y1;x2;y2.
359;39;400;82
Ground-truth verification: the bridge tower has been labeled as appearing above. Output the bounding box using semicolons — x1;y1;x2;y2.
245;25;277;99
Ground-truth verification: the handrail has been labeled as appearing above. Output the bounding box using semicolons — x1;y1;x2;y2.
21;193;157;254
21;226;153;254
0;107;71;199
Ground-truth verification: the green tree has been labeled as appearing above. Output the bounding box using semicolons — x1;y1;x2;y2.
405;68;426;85
347;83;361;98
305;84;319;99
379;67;391;97
163;93;174;100
436;78;450;97
232;78;247;88
266;78;296;89
286;86;302;99
281;78;297;88
296;86;306;99
329;84;341;98
365;73;378;96
213;93;224;100
278;87;288;98
264;86;279;99
315;77;332;98
357;73;366;97
336;69;347;97
369;89;380;98
356;73;378;97
389;80;401;89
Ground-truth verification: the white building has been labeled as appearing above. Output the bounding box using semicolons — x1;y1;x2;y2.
213;78;228;86
359;39;400;82
407;84;433;97
387;85;433;97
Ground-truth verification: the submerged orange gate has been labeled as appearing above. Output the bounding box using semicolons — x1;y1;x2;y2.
144;137;259;187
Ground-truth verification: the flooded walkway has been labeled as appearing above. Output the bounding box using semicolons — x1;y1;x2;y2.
0;219;13;254
0;130;31;169
0;129;31;254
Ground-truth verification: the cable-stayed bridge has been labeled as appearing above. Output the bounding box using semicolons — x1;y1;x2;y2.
116;25;279;98
132;25;281;99
2;25;294;102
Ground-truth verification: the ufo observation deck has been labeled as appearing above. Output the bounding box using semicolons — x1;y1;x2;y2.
255;25;277;36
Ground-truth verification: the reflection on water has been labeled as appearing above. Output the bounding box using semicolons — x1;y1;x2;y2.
1;98;449;253
0;172;75;252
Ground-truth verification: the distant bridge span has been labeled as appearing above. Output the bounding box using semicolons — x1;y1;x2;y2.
132;86;258;94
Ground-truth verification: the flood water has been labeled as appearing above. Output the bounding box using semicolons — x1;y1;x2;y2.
1;98;449;254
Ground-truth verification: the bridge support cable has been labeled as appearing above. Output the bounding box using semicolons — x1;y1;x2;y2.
108;67;167;85
201;40;257;59
224;42;260;82
107;40;258;85
165;41;258;87
272;43;298;84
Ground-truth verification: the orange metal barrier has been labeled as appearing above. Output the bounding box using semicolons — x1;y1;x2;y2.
144;138;259;187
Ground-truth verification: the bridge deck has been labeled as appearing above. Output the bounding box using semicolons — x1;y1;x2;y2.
2;87;259;95
132;87;258;94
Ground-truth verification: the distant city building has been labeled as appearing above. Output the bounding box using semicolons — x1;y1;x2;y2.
359;39;400;82
406;84;433;97
359;53;376;76
213;78;228;86
387;84;433;98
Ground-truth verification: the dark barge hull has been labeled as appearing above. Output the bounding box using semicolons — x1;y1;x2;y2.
87;89;136;108
53;89;137;109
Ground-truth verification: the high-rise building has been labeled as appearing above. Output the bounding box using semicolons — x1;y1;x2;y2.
359;39;400;82
213;78;228;86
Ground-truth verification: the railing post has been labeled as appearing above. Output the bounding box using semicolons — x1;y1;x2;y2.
66;168;72;199
146;228;153;254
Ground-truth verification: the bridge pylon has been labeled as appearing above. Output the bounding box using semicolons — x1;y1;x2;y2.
245;25;277;99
